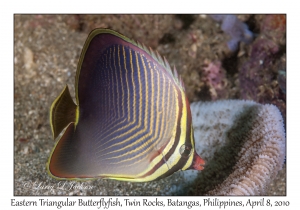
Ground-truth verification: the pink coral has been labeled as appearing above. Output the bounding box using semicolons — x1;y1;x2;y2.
202;61;228;100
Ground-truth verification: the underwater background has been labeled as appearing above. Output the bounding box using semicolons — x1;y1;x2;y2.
14;14;286;195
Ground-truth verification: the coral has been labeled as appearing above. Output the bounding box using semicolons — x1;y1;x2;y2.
201;60;229;100
239;38;279;102
238;15;286;126
210;15;253;51
260;14;286;45
278;69;286;94
182;100;285;195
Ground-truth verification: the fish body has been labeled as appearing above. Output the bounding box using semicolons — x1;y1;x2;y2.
48;29;204;182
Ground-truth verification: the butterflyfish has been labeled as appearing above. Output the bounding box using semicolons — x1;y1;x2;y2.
48;29;205;182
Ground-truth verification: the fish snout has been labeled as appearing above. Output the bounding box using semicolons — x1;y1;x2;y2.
191;152;205;171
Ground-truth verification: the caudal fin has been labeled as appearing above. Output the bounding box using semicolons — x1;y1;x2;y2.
50;85;78;139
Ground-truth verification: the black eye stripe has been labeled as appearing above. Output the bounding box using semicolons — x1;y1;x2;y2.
179;144;192;158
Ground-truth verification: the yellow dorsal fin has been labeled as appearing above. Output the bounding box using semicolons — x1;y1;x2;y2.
50;85;78;139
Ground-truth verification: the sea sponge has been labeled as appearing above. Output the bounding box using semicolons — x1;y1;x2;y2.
182;100;285;195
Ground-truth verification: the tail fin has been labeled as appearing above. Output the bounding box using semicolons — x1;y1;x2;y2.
50;85;78;139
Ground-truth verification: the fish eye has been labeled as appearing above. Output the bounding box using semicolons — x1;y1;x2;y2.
179;144;192;158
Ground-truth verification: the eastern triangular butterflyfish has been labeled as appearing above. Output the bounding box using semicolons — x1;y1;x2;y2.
48;29;205;182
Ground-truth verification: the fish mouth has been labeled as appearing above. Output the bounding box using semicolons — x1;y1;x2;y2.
191;152;205;171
